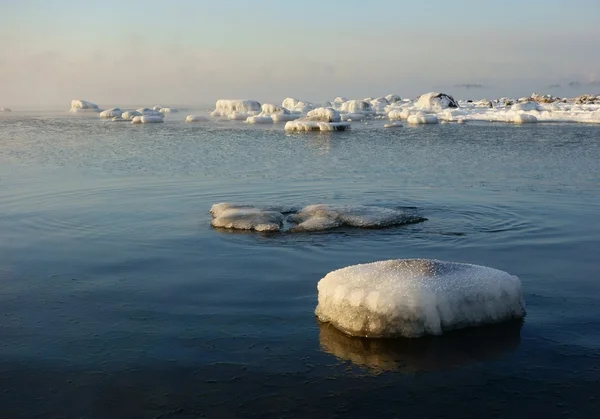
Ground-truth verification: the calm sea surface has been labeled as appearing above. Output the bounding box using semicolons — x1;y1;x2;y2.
1;111;599;418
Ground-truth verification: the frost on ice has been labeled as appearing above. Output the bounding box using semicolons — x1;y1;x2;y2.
210;203;284;232
284;107;351;132
315;259;525;338
288;204;426;232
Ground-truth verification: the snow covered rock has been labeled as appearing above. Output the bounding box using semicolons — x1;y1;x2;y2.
416;92;459;111
210;203;284;232
288;205;425;232
315;259;526;338
70;99;100;113
340;100;375;115
210;99;261;118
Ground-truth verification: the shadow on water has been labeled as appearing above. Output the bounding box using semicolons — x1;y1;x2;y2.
318;319;523;374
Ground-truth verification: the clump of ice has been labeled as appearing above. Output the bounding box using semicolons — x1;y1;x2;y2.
289;204;426;232
159;107;177;114
185;115;209;123
210;203;284;232
340;100;375;115
70;99;101;113
315;259;525;338
285;107;351;132
407;112;439;125
385;94;402;104
210;99;261;118
121;110;142;121
416;92;459;111
246;104;299;123
99;108;122;118
132;115;164;124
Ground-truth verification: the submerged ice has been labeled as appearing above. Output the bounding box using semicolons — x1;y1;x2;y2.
315;259;525;338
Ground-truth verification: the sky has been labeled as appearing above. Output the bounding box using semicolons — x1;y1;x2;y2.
1;0;600;107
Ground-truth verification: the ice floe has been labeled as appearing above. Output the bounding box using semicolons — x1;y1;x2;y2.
209;203;425;233
315;259;525;338
210;203;284;232
288;204;425;232
284;107;351;132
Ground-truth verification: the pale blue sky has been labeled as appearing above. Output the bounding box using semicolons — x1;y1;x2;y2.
1;0;599;106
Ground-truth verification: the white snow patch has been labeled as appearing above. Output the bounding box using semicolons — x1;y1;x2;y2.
315;259;526;338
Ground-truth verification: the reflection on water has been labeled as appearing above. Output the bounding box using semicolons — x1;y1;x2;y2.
319;319;522;374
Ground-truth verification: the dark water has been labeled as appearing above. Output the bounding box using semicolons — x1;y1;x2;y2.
1;112;599;418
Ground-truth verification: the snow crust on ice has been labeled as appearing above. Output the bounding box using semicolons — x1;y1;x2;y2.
210;203;284;232
185;115;209;122
288;205;426;232
315;259;526;338
210;99;261;117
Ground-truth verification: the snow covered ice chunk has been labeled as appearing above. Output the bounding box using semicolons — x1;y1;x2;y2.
70;99;101;113
284;107;351;132
211;100;261;118
289;204;426;232
210;203;284;232
416;92;459;111
407;112;439;125
315;259;525;338
99;108;122;118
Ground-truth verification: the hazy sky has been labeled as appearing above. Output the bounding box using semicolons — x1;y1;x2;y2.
1;0;600;106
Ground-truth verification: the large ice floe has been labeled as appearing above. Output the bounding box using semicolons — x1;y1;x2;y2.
210;203;426;233
210;99;261;120
315;259;525;338
284;107;351;132
70;99;101;113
